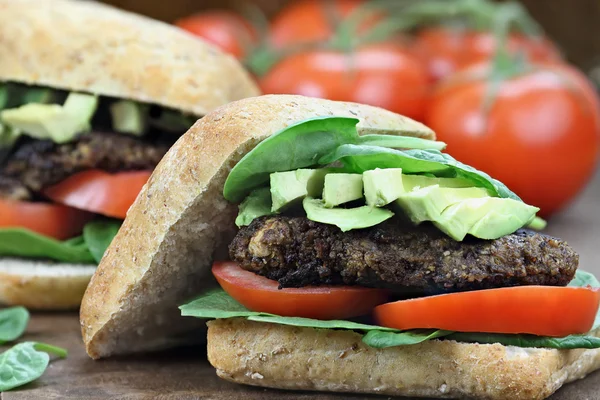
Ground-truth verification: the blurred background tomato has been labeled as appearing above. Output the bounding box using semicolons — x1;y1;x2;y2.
104;0;600;217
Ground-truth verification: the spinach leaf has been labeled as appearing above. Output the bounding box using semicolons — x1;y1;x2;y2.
447;332;600;350
83;220;121;263
180;288;265;319
357;134;446;151
0;307;29;344
248;315;395;332
224;117;360;202
320;145;521;201
0;342;67;391
363;329;453;348
0;228;95;263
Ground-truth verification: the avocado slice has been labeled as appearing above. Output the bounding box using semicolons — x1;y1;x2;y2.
322;173;364;208
363;168;405;207
110;100;148;135
0;92;98;143
303;197;394;232
402;174;474;191
435;197;539;241
270;169;329;212
236;187;273;227
396;185;490;224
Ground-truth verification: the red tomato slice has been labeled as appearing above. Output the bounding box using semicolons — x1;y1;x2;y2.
0;199;93;240
213;261;390;320
44;170;151;219
375;286;600;337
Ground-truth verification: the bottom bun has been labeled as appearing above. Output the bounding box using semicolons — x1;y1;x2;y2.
0;258;96;310
207;318;600;400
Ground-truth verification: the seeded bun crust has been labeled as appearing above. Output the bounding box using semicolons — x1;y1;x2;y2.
0;0;259;115
0;259;96;310
80;94;435;359
208;318;600;400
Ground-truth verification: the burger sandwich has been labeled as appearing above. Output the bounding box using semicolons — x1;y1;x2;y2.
0;0;259;309
80;95;600;399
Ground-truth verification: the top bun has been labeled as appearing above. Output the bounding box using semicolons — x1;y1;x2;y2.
80;94;435;359
0;0;260;115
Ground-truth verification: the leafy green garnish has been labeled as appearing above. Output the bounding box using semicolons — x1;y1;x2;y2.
363;329;453;348
83;220;121;263
447;332;600;350
0;228;95;263
181;270;600;350
357;134;446;151
223;117;444;202
0;342;67;391
320;145;521;201
224;117;360;202
0;307;29;344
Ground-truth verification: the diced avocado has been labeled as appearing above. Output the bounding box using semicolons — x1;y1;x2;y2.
527;216;547;231
434;197;539;241
322;173;364;208
0;92;98;143
402;174;473;192
270;169;329;212
396;185;490;224
303;197;394;232
235;187;273;227
22;88;58;104
110;100;148;135
363;168;405;207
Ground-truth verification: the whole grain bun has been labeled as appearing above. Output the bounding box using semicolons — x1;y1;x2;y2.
207;318;600;400
0;0;259;115
0;259;96;310
80;94;435;359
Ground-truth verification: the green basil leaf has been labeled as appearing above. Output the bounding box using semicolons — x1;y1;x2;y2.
224;117;360;202
0;307;29;344
0;228;95;263
363;329;453;348
0;342;67;391
83;220;121;263
319;145;521;201
447;332;600;349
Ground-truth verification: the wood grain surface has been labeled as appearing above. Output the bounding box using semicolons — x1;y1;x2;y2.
2;170;599;400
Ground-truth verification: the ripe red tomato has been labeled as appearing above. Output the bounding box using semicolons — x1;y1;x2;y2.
413;28;562;82
212;261;389;320
44;170;152;219
426;63;600;216
259;43;430;121
270;0;378;48
175;11;256;59
0;199;93;240
375;286;600;337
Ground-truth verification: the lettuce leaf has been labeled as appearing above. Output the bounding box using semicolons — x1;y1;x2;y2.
181;270;600;350
0;220;121;264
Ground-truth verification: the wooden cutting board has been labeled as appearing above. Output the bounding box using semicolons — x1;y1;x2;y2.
3;170;600;400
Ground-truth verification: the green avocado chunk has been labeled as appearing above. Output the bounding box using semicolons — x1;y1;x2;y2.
363;168;405;207
322;173;364;208
270;169;329;212
110;100;148;135
396;185;490;225
236;187;273;227
402;174;474;191
434;197;539;241
303;197;394;232
0;92;98;143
